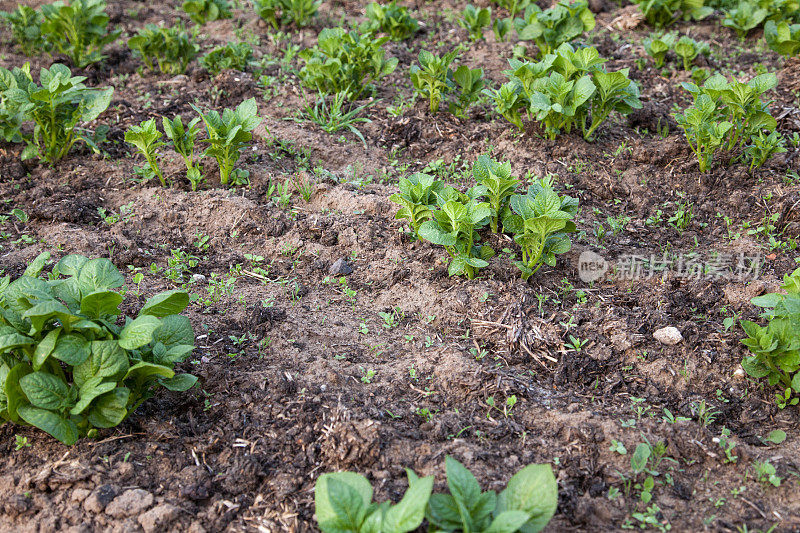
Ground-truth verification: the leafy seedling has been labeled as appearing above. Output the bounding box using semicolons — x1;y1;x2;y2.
40;0;121;68
192;98;262;187
125;118;167;187
163;115;202;190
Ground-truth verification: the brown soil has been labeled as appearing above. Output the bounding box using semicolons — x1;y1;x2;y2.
1;0;799;532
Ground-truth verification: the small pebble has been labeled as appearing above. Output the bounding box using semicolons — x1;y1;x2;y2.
653;326;683;346
329;258;353;276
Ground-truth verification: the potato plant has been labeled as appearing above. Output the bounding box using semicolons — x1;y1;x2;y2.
487;44;641;140
254;0;321;28
182;0;232;24
125;118;167;187
514;0;595;56
363;1;418;41
633;0;712;27
722;1;769;39
163;115;202;190
299;29;398;101
459;4;492;42
389;173;446;240
40;0;121;68
200;42;253;76
765;20;800;56
674;36;709;70
0;252;197;446
127;24;199;75
425;456;558;533
502;179;578;280
314;457;558;533
0;64;31;143
643;32;676;67
0;5;47;56
192;98;262;187
418;188;495;279
741;268;800;409
1;63;113;164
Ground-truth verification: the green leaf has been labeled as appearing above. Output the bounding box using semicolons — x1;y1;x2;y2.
52;333;91;366
139;290;190;317
32;327;61;370
23;252;50;277
70;376;117;415
80;290;123;319
159;373;198;392
765;429;787;444
87;387;129;428
77;258;124;295
4;363;32;423
19;371;70;410
485;511;533;533
631;443;651;473
18;405;78;445
383;473;433;533
118;315;162;350
74;340;129;387
496;464;558;533
315;472;372;531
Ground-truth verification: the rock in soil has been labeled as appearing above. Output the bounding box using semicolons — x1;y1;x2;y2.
653;326;683;346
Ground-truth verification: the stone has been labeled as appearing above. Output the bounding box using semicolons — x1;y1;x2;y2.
84;484;118;514
138;503;180;533
192;273;207;283
653;326;683;346
105;488;154;518
329;258;353;276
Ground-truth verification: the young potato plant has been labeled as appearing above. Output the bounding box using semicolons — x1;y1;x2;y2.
40;0;121;68
410;49;484;117
0;5;47;56
200;42;253;76
299;29;398;101
425;456;558;533
679;72;778;153
502;179;578;280
163;115;203;190
253;0;321;28
364;1;418;41
493;0;533;18
744;130;786;171
419;187;495;279
0;64;31;143
487;44;641;140
741;267;800;409
765;20;800;56
182;0;232;25
3;63;113;164
493;17;513;41
674;36;709;71
633;0;712;27
127;24;199;75
643;32;676;68
673;95;733;172
315;470;433;533
450;65;485;118
192;98;261;187
125;118;167;187
514;0;596;56
722;1;769;40
0;252;197;446
473;155;519;233
389;173;446;240
459;4;492;42
410;49;460;113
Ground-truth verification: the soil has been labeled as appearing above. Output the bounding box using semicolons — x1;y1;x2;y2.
1;0;799;532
